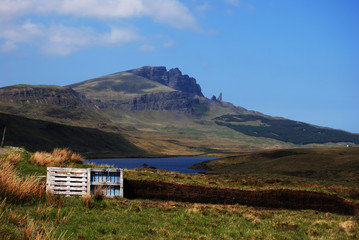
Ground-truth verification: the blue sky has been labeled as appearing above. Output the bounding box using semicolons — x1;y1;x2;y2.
0;0;358;133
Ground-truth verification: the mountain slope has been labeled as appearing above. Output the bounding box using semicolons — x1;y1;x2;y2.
192;147;359;186
68;71;176;102
0;84;109;128
214;114;359;144
0;112;145;156
0;66;358;156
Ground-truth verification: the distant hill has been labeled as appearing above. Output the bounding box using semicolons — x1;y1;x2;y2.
214;114;359;144
0;112;145;156
191;147;359;186
0;66;358;156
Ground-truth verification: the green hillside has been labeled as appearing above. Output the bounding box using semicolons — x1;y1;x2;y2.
0;112;145;156
192;147;359;187
214;114;359;144
68;72;176;101
1;67;358;156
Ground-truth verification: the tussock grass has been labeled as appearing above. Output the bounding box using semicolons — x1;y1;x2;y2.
30;148;84;166
1;147;359;239
4;152;22;164
81;194;93;209
339;220;357;237
0;199;69;240
93;186;104;201
0;158;44;203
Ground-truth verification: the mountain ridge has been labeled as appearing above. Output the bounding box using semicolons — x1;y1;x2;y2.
0;66;358;155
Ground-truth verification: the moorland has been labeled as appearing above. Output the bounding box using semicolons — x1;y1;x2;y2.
0;147;359;239
1;66;359;239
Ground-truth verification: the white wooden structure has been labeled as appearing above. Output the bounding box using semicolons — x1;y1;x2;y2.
46;167;123;197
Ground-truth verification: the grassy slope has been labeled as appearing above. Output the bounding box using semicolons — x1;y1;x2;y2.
68;72;176;101
214;114;359;145
0;112;146;156
1;147;359;239
192;147;359;187
1;74;356;156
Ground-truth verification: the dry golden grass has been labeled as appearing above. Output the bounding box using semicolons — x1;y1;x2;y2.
0;160;45;203
30;148;84;166
4;152;22;164
93;186;104;201
81;194;93;209
46;191;64;208
339;220;357;237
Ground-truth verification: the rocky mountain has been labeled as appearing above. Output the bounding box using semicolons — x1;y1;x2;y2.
0;66;358;155
67;68;208;114
127;66;203;97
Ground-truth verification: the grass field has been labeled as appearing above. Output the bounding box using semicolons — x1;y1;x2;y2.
192;147;359;187
1;147;359;239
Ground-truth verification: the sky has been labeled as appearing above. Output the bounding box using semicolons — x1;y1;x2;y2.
0;0;358;133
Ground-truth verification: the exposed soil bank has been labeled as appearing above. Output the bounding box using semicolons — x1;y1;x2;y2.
124;179;359;215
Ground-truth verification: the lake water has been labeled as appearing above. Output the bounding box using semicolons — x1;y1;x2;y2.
84;157;218;173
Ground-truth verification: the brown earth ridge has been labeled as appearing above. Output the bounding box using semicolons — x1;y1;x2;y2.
124;179;359;216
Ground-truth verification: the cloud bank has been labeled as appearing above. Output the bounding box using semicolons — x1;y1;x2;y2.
0;0;198;55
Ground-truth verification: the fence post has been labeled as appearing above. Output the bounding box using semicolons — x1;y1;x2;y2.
1;127;6;148
87;168;91;196
120;169;124;198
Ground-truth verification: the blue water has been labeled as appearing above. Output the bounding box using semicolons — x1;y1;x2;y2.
84;157;217;173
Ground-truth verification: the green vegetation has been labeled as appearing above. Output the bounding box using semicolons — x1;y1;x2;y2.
68;72;175;101
0;112;145;156
1;70;358;156
214;114;359;144
192;147;359;187
1;147;359;239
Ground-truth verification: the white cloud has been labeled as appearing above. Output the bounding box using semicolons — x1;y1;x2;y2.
163;41;175;47
139;44;156;52
1;41;17;52
0;0;198;55
0;21;140;55
224;0;240;7
196;2;211;12
0;0;197;29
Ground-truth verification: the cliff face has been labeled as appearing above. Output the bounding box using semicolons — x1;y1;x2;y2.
127;66;203;97
0;86;84;107
91;91;199;114
129;91;199;114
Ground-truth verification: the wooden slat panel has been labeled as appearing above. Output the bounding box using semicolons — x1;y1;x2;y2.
51;177;87;181
91;168;121;172
91;182;122;186
47;167;123;198
49;173;87;177
50;186;87;191
52;191;86;196
50;182;87;187
48;167;87;172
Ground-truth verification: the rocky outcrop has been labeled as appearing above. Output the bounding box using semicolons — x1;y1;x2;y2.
127;66;204;97
92;91;199;114
129;91;199;114
0;85;84;107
